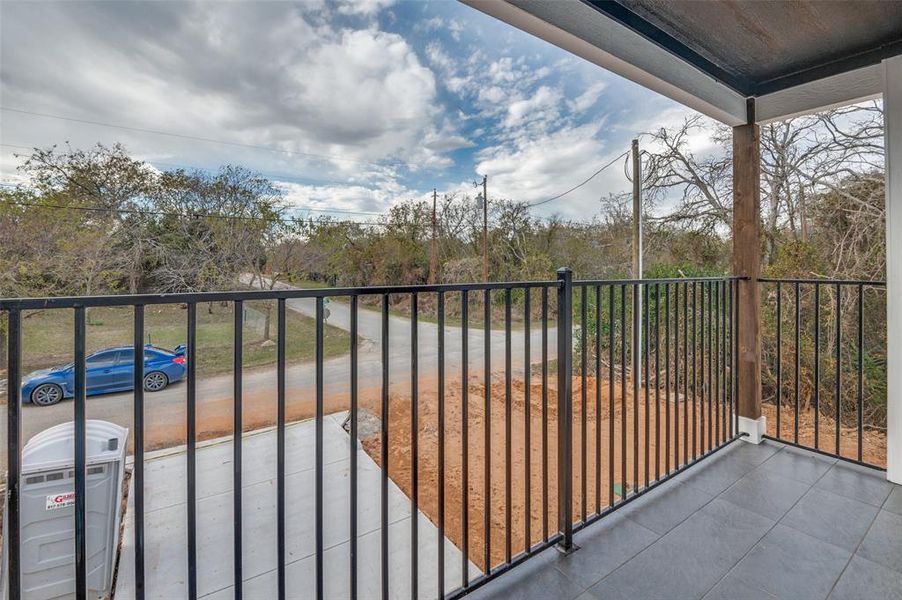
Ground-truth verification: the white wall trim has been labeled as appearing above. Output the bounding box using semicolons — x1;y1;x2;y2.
461;0;747;126
883;57;902;484
737;415;766;445
756;65;883;124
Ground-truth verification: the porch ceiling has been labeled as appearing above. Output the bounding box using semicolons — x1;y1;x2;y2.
587;0;902;97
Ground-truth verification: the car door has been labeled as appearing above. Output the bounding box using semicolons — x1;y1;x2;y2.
109;349;136;390
85;350;120;393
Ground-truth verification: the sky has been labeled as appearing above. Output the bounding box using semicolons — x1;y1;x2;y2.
0;0;699;221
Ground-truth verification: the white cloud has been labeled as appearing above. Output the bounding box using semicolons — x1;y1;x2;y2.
569;82;607;113
335;0;396;16
504;85;563;128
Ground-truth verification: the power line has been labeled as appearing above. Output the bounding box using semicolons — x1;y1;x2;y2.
1;106;416;170
526;151;629;207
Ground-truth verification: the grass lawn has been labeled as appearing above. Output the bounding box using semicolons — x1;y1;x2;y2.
18;302;351;377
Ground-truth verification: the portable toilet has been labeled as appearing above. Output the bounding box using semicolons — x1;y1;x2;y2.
2;420;128;599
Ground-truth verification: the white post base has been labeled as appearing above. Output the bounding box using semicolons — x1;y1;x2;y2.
737;415;766;444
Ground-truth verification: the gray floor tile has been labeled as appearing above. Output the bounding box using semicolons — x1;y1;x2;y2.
719;467;811;521
881;485;902;516
585;499;773;600
759;446;835;485
724;440;783;466
468;548;585;600
679;453;760;496
815;462;893;507
857;510;902;573
829;555;902;600
729;524;851;600
702;573;778;600
781;487;879;552
619;480;714;534
553;512;660;590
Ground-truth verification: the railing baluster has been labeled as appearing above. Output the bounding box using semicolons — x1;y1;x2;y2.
460;291;469;589
133;306;146;600
186;303;197;600
608;285;615;508
643;284;650;488
632;284;639;492
707;282;713;452
674;283;680;470
580;285;588;521
6;309;22;600
381;294;390;600
814;283;821;450
275;300;285;600
437;292;446;598
74;306;87;600
683;283;689;465
776;282;782;440
349;296;359;600
692;281;704;461
541;287;549;542
699;282;705;455
315;298;324;600
835;283;842;457
857;284;864;462
504;288;512;564
233;300;243;599
555;268;573;551
654;283;660;481
621;285;627;498
410;293;419;598
711;281;723;446
483;289;491;572
524;288;532;548
665;284;671;475
594;286;602;513
794;282;801;443
734;280;740;437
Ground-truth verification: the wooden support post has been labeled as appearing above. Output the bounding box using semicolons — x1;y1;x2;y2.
732;120;764;442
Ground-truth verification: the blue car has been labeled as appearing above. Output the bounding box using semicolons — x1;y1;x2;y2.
22;344;188;407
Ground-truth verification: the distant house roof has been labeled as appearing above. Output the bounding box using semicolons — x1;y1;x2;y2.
464;0;902;124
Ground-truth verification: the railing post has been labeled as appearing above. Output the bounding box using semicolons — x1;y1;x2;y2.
556;267;576;554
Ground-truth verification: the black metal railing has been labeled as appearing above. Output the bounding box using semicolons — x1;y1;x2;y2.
759;278;887;468
2;272;741;600
564;276;743;538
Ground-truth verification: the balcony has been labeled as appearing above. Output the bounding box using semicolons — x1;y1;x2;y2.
469;439;902;600
0;273;892;599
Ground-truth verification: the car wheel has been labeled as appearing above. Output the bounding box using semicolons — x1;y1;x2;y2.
31;383;63;406
143;371;169;392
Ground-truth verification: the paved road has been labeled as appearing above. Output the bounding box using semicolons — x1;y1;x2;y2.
2;281;558;464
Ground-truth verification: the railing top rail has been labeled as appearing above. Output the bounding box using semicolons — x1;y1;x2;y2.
0;280;560;310
758;277;886;286
574;275;747;286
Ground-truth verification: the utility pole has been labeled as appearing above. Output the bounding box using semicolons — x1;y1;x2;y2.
429;188;438;284
481;175;488;281
632;138;643;387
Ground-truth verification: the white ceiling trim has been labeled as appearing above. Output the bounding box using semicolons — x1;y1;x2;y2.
755;64;883;123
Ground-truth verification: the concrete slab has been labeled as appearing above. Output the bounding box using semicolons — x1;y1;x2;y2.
114;412;481;599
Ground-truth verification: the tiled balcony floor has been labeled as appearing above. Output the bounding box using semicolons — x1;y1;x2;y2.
469;440;902;600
